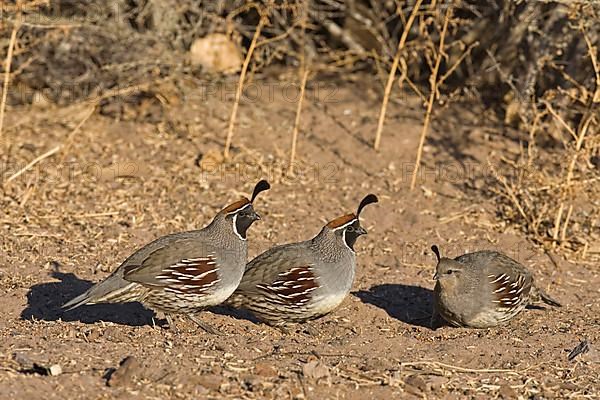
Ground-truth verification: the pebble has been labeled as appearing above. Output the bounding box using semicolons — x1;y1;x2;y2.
254;362;278;378
107;356;141;387
302;360;330;381
193;374;222;392
13;353;34;370
48;365;62;376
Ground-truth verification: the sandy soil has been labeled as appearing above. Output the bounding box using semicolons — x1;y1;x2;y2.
1;73;599;399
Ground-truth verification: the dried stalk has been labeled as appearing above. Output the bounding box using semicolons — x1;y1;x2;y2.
373;0;423;151
4;146;61;186
0;13;22;143
288;69;309;175
59;106;96;163
410;4;452;191
224;12;268;159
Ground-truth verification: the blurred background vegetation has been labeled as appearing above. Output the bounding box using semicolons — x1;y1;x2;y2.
1;0;598;261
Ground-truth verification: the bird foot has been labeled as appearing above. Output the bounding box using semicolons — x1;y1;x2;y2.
301;324;319;336
151;315;180;332
272;323;294;335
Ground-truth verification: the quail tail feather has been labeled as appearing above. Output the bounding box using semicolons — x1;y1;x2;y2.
224;293;244;308
539;290;562;307
530;286;562;307
62;272;137;311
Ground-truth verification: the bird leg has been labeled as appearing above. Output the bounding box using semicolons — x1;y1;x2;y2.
188;314;221;335
430;308;442;331
164;314;181;333
302;324;319;336
271;323;294;335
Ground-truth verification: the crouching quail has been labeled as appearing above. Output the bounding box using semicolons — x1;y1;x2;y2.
228;194;378;328
62;180;271;333
430;245;561;329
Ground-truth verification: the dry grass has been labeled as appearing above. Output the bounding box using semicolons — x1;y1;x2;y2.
410;4;452;191
0;0;598;264
0;6;22;142
288;69;310;175
373;0;423;152
224;6;269;159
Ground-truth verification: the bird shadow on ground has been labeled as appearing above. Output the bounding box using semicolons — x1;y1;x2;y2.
353;283;436;329
21;269;154;326
210;305;262;324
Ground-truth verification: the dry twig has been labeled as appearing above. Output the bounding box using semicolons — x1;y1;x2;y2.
4;146;61;186
0;13;22;143
288;69;309;175
410;4;453;190
224;10;269;159
373;0;423;151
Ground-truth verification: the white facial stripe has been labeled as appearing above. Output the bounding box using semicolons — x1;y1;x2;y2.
226;202;251;215
232;213;246;241
332;218;358;231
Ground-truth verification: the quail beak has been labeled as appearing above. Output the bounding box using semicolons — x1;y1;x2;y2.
432;272;439;280
249;210;261;221
356;226;367;235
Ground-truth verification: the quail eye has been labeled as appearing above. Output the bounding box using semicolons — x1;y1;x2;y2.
446;270;453;275
347;226;355;232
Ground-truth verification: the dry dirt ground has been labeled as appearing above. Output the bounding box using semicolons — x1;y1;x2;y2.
1;73;599;399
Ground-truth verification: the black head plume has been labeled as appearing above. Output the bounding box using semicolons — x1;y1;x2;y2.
357;194;378;217
251;180;270;202
431;245;441;263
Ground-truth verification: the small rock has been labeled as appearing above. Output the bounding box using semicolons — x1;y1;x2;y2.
190;33;243;74
404;374;427;394
107;356;141;387
427;375;448;391
302;360;330;381
473;178;485;189
289;386;305;400
86;328;100;342
198;149;224;172
32;91;52;108
195;374;222;391
13;353;34;370
103;326;127;343
254;362;278;378
193;385;210;396
498;384;518;399
420;186;434;198
242;374;262;391
560;382;578;391
48;364;62;376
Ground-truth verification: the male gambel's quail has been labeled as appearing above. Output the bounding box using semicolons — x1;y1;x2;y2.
63;180;270;333
431;245;561;329
228;194;378;327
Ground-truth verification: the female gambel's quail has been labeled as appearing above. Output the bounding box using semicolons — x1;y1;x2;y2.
228;194;378;327
63;180;271;333
431;245;561;329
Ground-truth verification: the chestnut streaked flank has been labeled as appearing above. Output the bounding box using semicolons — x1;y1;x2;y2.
62;180;270;333
431;245;561;329
228;193;378;327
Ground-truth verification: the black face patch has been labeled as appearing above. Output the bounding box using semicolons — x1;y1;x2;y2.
341;219;365;250
233;204;258;239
